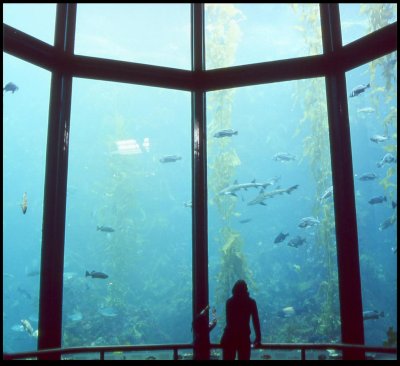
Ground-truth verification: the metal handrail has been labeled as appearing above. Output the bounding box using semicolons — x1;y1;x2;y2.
3;343;397;360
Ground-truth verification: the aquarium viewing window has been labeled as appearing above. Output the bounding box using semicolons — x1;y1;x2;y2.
3;3;397;361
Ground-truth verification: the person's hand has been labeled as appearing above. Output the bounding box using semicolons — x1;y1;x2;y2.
252;338;261;348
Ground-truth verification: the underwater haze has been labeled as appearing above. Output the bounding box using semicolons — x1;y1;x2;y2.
3;3;397;360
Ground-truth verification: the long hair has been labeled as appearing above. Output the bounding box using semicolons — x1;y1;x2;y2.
232;279;249;298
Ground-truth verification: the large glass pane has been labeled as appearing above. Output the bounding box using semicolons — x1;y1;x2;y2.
63;79;192;347
205;3;322;70
75;4;191;70
340;4;397;46
3;54;51;352
3;3;56;46
346;52;397;347
207;78;341;351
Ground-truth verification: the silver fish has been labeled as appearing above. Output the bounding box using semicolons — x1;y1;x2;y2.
219;177;279;197
320;186;333;201
370;134;389;143
298;216;320;228
247;185;299;206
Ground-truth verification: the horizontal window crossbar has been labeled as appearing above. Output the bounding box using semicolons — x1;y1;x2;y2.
3;22;397;91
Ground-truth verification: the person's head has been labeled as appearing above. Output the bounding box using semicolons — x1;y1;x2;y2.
232;279;249;298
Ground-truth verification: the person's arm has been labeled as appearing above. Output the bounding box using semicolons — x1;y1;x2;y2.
251;300;262;346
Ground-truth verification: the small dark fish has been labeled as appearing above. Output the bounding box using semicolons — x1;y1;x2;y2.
21;192;28;214
85;270;108;279
260;354;272;360
213;129;238;138
287;236;306;248
368;196;386;205
26;269;40;277
273;152;296;162
363;310;384;321
274;232;289;244
379;217;395;231
349;83;370;97
239;218;252;224
392;200;397;209
97;225;115;232
357;172;378;181
159;155;182;163
3;82;19;94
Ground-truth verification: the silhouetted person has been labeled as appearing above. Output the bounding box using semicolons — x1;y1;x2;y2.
221;280;261;360
193;305;217;359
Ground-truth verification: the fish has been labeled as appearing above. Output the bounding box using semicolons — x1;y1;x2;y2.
239;218;252;224
320;186;333;201
159;155;182;163
379;217;396;231
213;129;238;138
349;83;370;97
20;319;34;336
292;264;301;272
357;107;375;114
3;82;19;94
274;232;289;244
299;216;320;228
97;225;115;233
277;306;306;318
26;269;40;277
363;310;384;321
392;247;397;254
277;306;296;318
356;172;378;181
219;178;279;197
370;134;389;143
377;153;397;168
272;152;296;162
85;270;109;279
368;196;386;205
68;311;83;322
287;236;306;248
21;192;28;214
247;185;299;206
392;200;397;209
98;306;118;317
184;201;192;208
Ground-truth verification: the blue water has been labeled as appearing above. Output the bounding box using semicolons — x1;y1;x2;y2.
3;4;397;357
